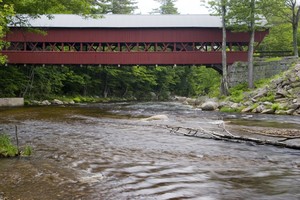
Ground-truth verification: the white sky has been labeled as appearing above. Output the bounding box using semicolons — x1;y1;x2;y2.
135;0;209;14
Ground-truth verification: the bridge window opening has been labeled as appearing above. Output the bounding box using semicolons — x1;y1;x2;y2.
5;41;251;53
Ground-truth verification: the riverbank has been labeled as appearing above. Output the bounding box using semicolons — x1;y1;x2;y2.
220;62;300;115
175;62;300;116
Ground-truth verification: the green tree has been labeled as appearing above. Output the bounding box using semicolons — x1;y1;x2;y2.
258;23;293;52
225;0;272;88
152;0;179;14
209;0;230;95
93;0;137;14
5;0;97;15
275;0;300;57
0;0;14;64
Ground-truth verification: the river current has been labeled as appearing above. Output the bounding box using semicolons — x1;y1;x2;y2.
0;102;299;200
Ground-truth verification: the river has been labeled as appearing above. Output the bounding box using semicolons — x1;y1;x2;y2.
0;102;299;200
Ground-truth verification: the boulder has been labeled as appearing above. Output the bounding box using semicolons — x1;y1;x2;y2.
41;100;51;105
230;103;240;109
241;106;253;113
174;96;187;103
52;99;64;105
252;87;268;99
286;109;295;115
186;98;196;105
276;89;288;98
290;103;300;110
201;101;219;111
252;105;265;113
261;109;275;114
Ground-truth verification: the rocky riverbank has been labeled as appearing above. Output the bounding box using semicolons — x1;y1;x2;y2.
224;63;300;115
176;62;300;116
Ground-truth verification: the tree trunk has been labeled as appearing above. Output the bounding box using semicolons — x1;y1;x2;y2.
292;6;300;57
292;24;298;57
221;1;229;96
248;0;255;89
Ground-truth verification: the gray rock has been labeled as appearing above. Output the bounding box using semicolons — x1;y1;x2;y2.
52;99;64;105
41;100;51;105
241;106;253;113
286;109;295;115
276;89;288;98
186;98;196;105
253;105;265;113
290;103;300;110
263;101;273;106
230;103;239;109
275;110;286;115
201;101;219;111
261;109;275;114
253;87;268;99
174;96;187;103
290;82;300;88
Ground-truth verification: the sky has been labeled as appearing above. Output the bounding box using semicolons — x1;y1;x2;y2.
135;0;209;15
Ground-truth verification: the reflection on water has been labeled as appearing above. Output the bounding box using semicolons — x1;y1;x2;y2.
0;102;299;200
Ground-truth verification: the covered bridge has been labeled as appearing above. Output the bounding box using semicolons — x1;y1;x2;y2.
2;14;268;68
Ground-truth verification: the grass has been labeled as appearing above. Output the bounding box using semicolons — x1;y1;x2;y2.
228;83;249;103
0;133;32;158
264;57;283;62
0;134;19;157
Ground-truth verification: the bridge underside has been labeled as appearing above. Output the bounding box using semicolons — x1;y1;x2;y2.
2;28;268;69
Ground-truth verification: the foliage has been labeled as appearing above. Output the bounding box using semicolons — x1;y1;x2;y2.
228;83;248;103
22;146;32;156
0;133;18;157
258;23;293;52
220;106;243;113
264;57;283;62
0;0;14;64
258;93;275;102
0;65;222;101
152;0;179;14
271;103;280;111
93;0;137;14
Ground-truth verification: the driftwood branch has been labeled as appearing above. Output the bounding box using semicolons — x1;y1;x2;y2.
165;123;300;150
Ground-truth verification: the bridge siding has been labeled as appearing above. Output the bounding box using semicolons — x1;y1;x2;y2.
4;51;248;65
6;28;267;43
2;27;268;66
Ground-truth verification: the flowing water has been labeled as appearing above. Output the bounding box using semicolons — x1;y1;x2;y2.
0;102;299;200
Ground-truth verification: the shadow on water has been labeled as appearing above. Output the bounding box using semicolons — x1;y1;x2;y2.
0;102;299;199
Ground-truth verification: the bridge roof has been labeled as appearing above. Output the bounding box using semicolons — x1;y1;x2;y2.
11;14;222;28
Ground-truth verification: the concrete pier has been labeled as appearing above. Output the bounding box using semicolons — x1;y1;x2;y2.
0;98;24;107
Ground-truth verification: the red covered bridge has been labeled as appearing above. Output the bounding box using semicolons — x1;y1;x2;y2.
2;14;268;70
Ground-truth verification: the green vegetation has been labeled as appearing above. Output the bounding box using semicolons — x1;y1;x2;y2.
228;83;248;103
0;65;221;101
0;133;19;157
0;133;32;157
264;57;283;62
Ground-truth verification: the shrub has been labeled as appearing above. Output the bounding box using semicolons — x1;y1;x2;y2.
0;134;18;157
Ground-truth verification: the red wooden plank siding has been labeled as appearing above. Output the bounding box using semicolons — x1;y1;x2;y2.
3;51;248;65
2;27;268;65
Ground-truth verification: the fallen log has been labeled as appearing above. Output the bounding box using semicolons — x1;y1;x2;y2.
164;124;300;150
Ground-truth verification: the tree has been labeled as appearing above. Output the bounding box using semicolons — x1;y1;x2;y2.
152;0;179;14
93;0;137;14
278;0;300;57
3;0;97;15
0;0;14;64
209;0;230;95
225;0;269;89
